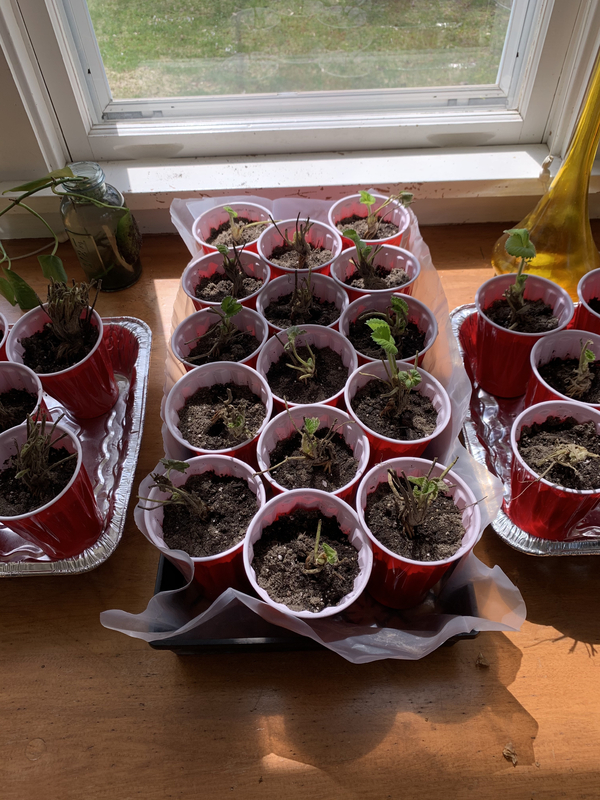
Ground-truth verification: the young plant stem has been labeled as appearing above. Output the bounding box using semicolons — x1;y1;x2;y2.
303;517;338;574
281;326;317;382
565;339;595;399
387;456;458;539
269;214;313;271
13;413;76;503
138;459;211;520
183;296;243;363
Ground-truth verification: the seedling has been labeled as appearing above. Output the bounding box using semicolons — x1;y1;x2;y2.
282;326;317;382
502;228;537;328
289;267;315;323
304;518;338;574
269;214;313;271
387;457;459;539
138;458;210;521
365;319;421;417
565;339;595;400
184;296;243;363
221;206;267;247
44;279;99;361
12;413;76;503
360;295;409;342
342;229;386;290
216;243;247;298
358;190;414;240
535;442;600;480
209;388;252;443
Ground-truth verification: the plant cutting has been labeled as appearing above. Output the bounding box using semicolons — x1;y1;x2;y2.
327;191;412;249
329;242;420;304
192;202;271;255
257;216;342;278
573;267;600;335
256;271;349;334
0;362;47;433
181;248;271;311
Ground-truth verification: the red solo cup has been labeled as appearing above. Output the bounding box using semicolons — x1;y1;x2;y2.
255;272;349;335
330;244;421;304
256;403;370;504
181;250;271;312
171;306;269;372
344;360;452;465
525;329;600;408
144;455;266;600
474;274;574;398
6;306;118;419
243;488;373;619
328;193;410;250
0;421;102;559
0;311;8;361
508;400;600;540
356;457;481;609
574;268;600;335
164;361;273;468
0;362;50;429
256;324;357;413
339;293;438;367
192;202;271;256
257;218;343;279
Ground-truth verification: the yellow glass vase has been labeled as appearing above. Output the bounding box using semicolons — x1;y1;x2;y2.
491;48;600;299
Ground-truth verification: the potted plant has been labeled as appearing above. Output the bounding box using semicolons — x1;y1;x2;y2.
356;456;481;609
328;190;412;249
181;246;271;311
0;362;48;433
257;215;343;279
243;488;373;619
573;267;600;335
192;202;271;255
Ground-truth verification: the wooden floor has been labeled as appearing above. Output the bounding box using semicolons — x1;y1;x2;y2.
1;226;599;800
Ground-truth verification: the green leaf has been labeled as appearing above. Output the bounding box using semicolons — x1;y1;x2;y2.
504;228;536;261
584;347;595;363
0;277;16;306
223;205;238;218
38;254;68;283
366;318;398;355
399;191;414;207
342;228;361;248
160;458;190;474
303;417;320;436
359;190;375;208
2;268;39;310
397;367;421;390
6;167;76;194
216;244;229;256
321;542;338;565
221;295;242;319
390;295;409;319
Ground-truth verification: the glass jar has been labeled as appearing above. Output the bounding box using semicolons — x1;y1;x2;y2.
59;161;142;291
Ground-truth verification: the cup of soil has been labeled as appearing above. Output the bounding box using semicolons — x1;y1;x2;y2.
164;361;273;467
339;293;438;366
255;324;358;412
256;403;370;503
142;455;266;600
508;400;600;540
0;362;49;433
525;329;600;408
6;303;118;419
255;272;349;335
171;305;269;372
474;273;574;397
329;244;421;304
0;310;8;361
192;202;271;256
181;250;271;311
356;457;481;609
328;193;410;250
243;488;373;619
0;418;103;559
344;361;452;464
573;268;600;335
257;218;343;279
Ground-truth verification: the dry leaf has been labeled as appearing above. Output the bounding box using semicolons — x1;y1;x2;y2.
503;742;518;766
475;652;490;668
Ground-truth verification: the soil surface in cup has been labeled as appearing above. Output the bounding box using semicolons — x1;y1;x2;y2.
268;243;332;270
266;426;358;492
266;345;347;404
195;273;263;303
160;472;258;557
365;479;464;561
587;297;600;314
518;416;600;490
22;321;99;373
252;508;360;612
184;322;260;367
0;389;38;433
206;217;268;249
344;264;409;292
177;382;266;450
538;357;600;404
349;317;426;360
483;298;558;333
352;380;437;440
337;214;399;241
264;292;339;329
0;446;76;516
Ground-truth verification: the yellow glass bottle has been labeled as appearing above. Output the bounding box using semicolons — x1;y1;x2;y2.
491;48;600;299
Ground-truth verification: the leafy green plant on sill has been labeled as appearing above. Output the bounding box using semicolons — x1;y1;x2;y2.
502;227;537;329
365;318;421;418
358;190;414;240
138;458;210;521
387;456;458;539
304;518;338;575
184;295;243;364
342;229;386;290
269;214;313;271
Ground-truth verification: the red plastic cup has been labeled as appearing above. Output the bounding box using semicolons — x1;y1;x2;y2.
0;311;8;361
243;488;373;619
339;293;438;366
474;274;574;398
143;455;266;600
329;244;421;304
6;306;118;419
0;362;50;428
356;457;481;609
257;218;343;279
344;360;452;465
574;268;600;335
181;250;271;312
171;306;269;372
192;202;271;256
508;400;600;540
327;193;410;250
0;421;103;559
255;403;370;504
255;323;358;413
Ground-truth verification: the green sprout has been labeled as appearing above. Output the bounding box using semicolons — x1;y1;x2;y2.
360;295;409;342
503;228;537;328
184;295;243;364
269;214;313;271
13;413;76;503
365;318;421;417
282;326;317;382
304;518;338;574
138;458;210;521
359;190;414;240
342;229;386;289
222;206;267;246
565;339;595;400
209;387;252;443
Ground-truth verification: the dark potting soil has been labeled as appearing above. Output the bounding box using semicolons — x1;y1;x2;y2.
344;264;409;291
0;446;76;516
349;317;426;360
195;274;263;303
0;389;38;433
266;345;347;404
268;244;332;271
351;380;437;441
337;214;399;241
483;298;559;333
161;472;257;558
184;323;260;367
21;322;98;373
264;292;340;329
252;508;360;612
177;382;266;450
538;357;600;404
365;481;464;561
267;427;358;492
588;297;600;314
518;416;600;490
206;217;268;249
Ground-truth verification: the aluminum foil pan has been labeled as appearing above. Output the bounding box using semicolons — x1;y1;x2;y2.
0;317;151;575
451;303;600;556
